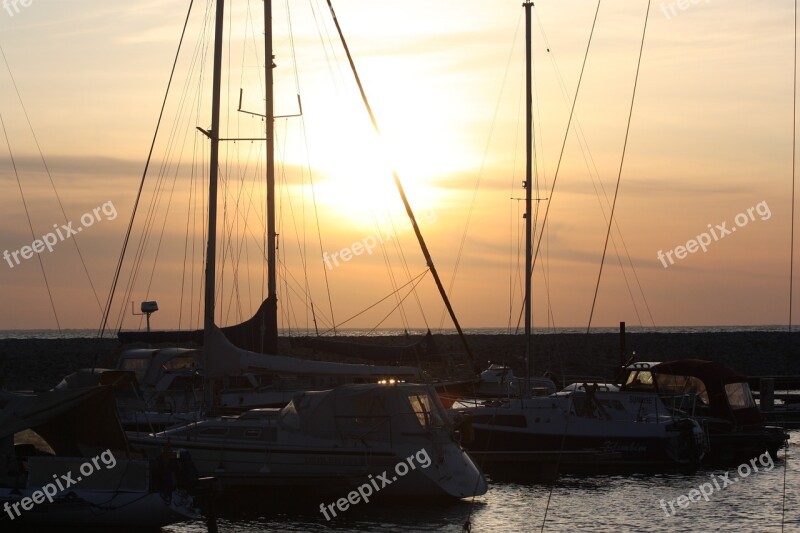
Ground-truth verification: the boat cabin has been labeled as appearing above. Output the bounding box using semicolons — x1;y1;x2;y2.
620;360;761;428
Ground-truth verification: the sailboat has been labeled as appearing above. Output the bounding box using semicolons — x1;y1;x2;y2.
124;0;487;501
102;0;480;418
450;1;707;477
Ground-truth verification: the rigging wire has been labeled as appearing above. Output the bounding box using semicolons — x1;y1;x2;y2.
372;213;413;331
0;114;62;332
0;45;103;317
296;2;338;335
318;270;429;335
367;270;430;334
529;0;601;307
531;8;655;329
116;2;214;333
116;0;218;334
510;0;603;336
99;0;196;336
783;4;796;530
325;0;473;357
440;9;524;331
586;0;651;332
791;0;798;334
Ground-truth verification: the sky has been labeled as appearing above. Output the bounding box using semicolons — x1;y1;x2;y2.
0;0;797;333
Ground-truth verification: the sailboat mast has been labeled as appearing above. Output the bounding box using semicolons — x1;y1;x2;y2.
202;0;226;411
265;0;278;354
325;0;475;363
524;1;533;381
204;0;226;340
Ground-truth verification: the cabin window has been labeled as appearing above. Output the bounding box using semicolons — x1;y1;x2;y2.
655;374;709;405
118;358;149;382
407;393;442;429
725;382;756;409
625;371;654;390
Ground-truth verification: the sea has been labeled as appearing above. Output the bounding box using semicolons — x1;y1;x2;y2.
159;433;800;533
0;325;795;339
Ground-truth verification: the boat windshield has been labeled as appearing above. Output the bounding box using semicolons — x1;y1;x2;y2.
624;370;655;390
725;382;756;409
118;357;149;382
654;374;709;405
407;392;443;429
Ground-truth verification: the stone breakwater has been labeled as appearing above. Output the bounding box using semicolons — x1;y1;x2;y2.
0;332;798;391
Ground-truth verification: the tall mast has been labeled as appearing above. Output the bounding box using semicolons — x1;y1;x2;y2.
204;0;225;340
524;1;533;382
325;0;475;364
265;0;278;354
203;0;226;410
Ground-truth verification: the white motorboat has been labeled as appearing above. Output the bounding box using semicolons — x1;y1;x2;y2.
130;381;487;501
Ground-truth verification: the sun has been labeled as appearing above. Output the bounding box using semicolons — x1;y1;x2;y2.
277;95;450;230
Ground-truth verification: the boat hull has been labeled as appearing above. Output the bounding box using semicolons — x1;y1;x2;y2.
130;436;485;501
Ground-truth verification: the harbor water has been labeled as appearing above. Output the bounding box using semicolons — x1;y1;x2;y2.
161;432;800;533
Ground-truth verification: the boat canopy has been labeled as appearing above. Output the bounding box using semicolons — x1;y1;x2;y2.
0;386;129;457
202;326;420;380
278;383;449;442
651;359;761;427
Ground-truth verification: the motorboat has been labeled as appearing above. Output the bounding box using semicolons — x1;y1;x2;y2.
452;381;708;477
0;386;198;528
619;360;788;464
129;381;487;502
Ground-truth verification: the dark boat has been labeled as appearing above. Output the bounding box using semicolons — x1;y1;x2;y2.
619;359;788;465
451;382;707;479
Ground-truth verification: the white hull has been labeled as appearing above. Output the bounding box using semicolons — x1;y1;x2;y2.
130;384;487;501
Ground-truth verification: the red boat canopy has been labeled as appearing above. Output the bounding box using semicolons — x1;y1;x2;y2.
652;359;762;427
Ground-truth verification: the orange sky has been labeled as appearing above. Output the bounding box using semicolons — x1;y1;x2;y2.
0;0;797;332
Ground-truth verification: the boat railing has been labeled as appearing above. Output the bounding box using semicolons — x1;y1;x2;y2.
657;392;707;417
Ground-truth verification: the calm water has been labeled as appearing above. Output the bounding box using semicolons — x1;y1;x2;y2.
160;431;800;533
0;325;795;339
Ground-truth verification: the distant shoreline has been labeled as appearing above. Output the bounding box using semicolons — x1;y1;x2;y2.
0;324;795;339
0;330;798;392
